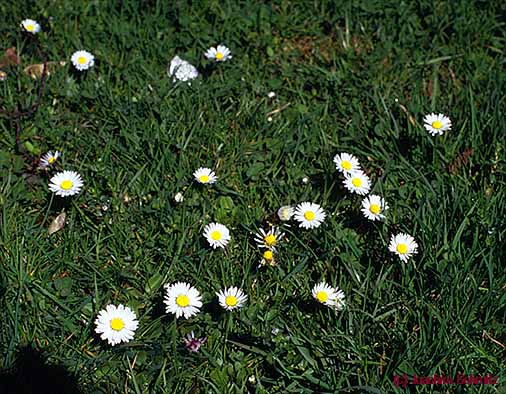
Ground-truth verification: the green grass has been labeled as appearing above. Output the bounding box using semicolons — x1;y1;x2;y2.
1;0;505;393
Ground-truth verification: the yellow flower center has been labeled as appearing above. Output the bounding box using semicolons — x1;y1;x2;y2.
263;250;273;260
199;175;209;183
110;318;124;331
211;230;222;240
352;178;362;187
432;120;443;129
369;204;381;214
225;295;237;306
264;234;277;246
215;52;224;60
304;211;315;221
176;294;190;307
396;243;408;254
316;291;328;303
60;180;73;190
48;157;56;164
77;56;87;65
341;160;352;170
26;24;34;31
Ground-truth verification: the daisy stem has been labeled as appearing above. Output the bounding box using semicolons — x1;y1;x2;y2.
42;193;54;226
425;133;436;166
172;315;177;355
72;200;98;228
225;313;233;336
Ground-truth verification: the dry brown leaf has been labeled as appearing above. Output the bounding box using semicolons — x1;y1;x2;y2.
24;61;66;79
6;47;20;64
448;148;472;175
426;79;433;97
0;47;21;68
48;212;66;235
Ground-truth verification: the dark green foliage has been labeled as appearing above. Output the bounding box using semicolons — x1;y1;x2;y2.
0;1;505;393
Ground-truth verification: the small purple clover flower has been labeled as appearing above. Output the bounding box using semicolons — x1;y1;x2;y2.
183;331;207;353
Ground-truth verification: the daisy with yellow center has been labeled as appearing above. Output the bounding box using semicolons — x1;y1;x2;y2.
216;286;248;311
40;150;61;168
361;195;388;221
21;19;41;34
203;222;231;249
343;170;371;195
204;45;232;62
254;226;284;250
71;50;95;71
164;282;202;319
423;113;452;136
260;249;276;266
48;170;83;197
333;152;361;174
312;282;346;310
294;202;326;229
193;167;218;184
94;304;139;346
277;205;294;221
388;233;418;262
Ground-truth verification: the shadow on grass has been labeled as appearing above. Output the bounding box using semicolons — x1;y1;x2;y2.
0;346;83;394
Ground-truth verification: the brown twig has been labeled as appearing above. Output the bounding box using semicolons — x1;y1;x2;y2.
20;49;48;118
482;330;506;349
15;114;26;155
266;102;291;116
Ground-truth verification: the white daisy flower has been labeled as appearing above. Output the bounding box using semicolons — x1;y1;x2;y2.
203;222;230;249
343;170;371;195
361;195;388;221
277;205;294;221
204;45;232;62
333;152;360;174
169;55;185;73
312;282;346;310
216;286;247;311
71;50;94;71
423;113;452;136
164;282;202;319
48;170;83;197
260;249;276;266
294;202;326;229
254;226;284;250
94;304;139;346
168;56;199;83
40;150;61;168
388;233;418;262
193;167;217;184
21;19;41;34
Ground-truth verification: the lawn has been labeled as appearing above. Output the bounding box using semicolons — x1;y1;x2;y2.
1;1;505;393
